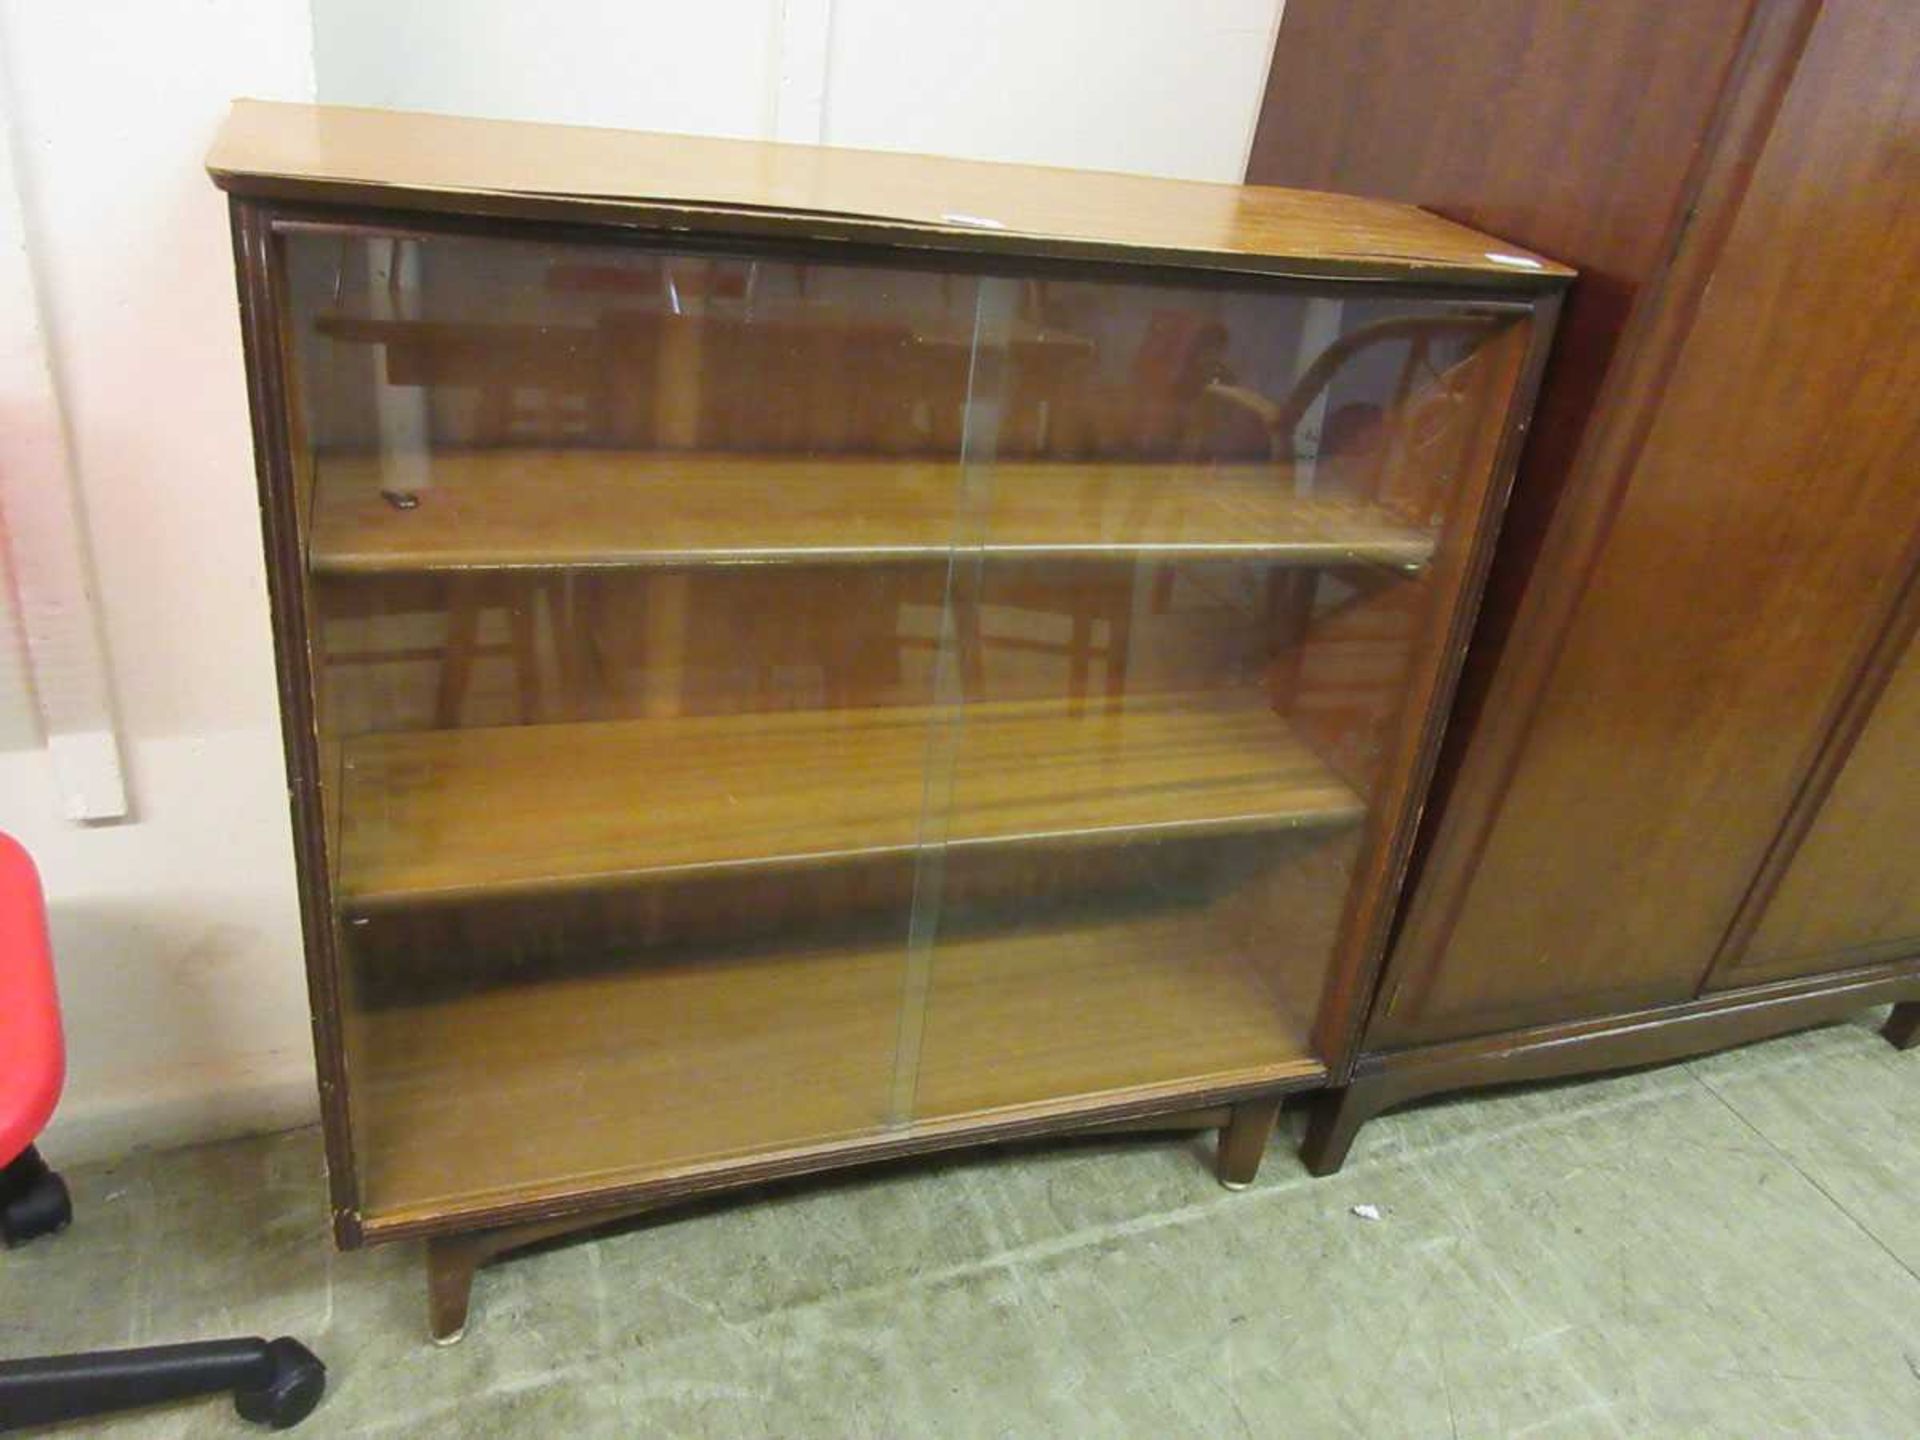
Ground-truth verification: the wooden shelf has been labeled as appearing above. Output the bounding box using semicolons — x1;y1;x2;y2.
336;693;1366;910
912;902;1319;1123
312;299;1087;353
308;450;1435;573
352;900;1321;1226
353;931;903;1224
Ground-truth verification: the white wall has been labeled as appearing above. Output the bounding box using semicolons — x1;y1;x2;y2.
311;0;1285;182
821;0;1283;180
310;0;784;143
0;0;1282;1164
0;0;315;1160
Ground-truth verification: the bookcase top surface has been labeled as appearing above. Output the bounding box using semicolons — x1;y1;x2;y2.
208;100;1570;287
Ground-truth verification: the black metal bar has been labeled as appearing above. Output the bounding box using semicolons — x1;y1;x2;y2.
0;1336;324;1430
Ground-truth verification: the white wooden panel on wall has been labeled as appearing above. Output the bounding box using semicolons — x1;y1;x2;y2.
0;550;33;753
0;68;127;819
772;0;834;143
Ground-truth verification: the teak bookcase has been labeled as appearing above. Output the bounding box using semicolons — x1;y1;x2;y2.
210;100;1566;1340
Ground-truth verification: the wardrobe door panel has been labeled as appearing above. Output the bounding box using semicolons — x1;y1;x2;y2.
1721;627;1920;985
1373;0;1920;1044
1248;0;1755;711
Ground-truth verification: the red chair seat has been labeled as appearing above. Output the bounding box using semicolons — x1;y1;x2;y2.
0;832;64;1166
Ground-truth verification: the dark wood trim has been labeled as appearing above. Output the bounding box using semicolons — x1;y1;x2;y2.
1314;294;1564;1078
424;1232;490;1345
1372;0;1826;1040
424;1205;672;1343
214;177;1569;295
1885;1003;1920;1052
419;1091;1280;1343
1302;954;1920;1175
1706;542;1920;987
359;1068;1324;1247
1075;1105;1233;1136
1215;1095;1283;1190
227;197;363;1247
261;200;1560;309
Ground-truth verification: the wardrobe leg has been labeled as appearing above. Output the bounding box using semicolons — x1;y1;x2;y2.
1216;1095;1282;1190
1299;1078;1393;1177
1883;1001;1920;1052
425;1234;488;1346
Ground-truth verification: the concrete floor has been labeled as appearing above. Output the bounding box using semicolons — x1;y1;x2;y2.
5;1011;1918;1439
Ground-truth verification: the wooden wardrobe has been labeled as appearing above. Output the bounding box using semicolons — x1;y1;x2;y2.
1248;0;1920;1168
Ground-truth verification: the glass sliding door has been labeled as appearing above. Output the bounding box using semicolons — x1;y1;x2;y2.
913;274;1531;1122
276;219;1532;1223
281;226;982;1219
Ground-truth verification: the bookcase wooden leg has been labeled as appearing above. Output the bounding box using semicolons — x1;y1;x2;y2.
1216;1094;1281;1190
421;1201;663;1344
425;1234;488;1346
1883;1002;1920;1051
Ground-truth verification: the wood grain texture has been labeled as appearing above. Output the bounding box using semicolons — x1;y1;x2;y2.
915;903;1315;1124
310;451;1437;573
1372;0;1920;1044
356;935;902;1221
337;694;1364;908
1704;547;1920;988
355;903;1318;1226
1724;626;1920;984
229;197;367;1247
419;1092;1254;1337
1299;955;1920;1175
206;101;1568;287
367;1066;1322;1245
1249;0;1754;710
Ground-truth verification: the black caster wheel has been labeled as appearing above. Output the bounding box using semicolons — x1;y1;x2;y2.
0;1151;72;1246
233;1338;327;1429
